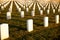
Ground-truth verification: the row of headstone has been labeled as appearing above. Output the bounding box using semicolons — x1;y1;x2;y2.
45;3;49;9
27;15;59;32
33;3;36;11
15;1;49;17
3;1;10;8
1;1;10;10
38;2;60;14
17;1;25;9
15;1;60;14
6;1;13;20
52;3;59;9
51;4;54;9
1;1;8;5
37;2;41;11
0;15;59;40
43;3;49;11
14;1;21;12
29;2;33;9
37;3;50;15
6;8;59;19
38;2;60;12
14;2;24;18
1;1;60;20
9;1;13;12
48;3;50;9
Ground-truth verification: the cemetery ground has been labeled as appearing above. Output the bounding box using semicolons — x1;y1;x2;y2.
0;1;60;40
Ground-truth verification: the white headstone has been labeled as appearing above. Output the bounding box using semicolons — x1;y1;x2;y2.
44;17;48;27
47;9;50;14
39;7;41;11
1;6;4;10
31;11;35;16
26;8;29;12
0;23;9;40
40;10;43;15
21;11;24;18
23;6;25;9
6;12;11;19
27;19;33;32
55;6;57;9
18;8;21;12
56;15;59;24
43;7;46;10
58;9;60;12
53;9;55;13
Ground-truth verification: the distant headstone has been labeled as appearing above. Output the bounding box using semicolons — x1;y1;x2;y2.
31;11;35;16
26;8;29;12
47;9;50;14
43;7;46;10
40;10;43;15
18;8;21;12
21;11;24;18
56;15;59;24
1;6;4;10
53;9;55;13
6;12;11;19
58;9;60;12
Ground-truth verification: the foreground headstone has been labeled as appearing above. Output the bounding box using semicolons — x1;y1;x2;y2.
44;17;48;27
27;19;33;32
56;15;59;24
21;11;24;18
6;12;11;19
0;23;9;40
